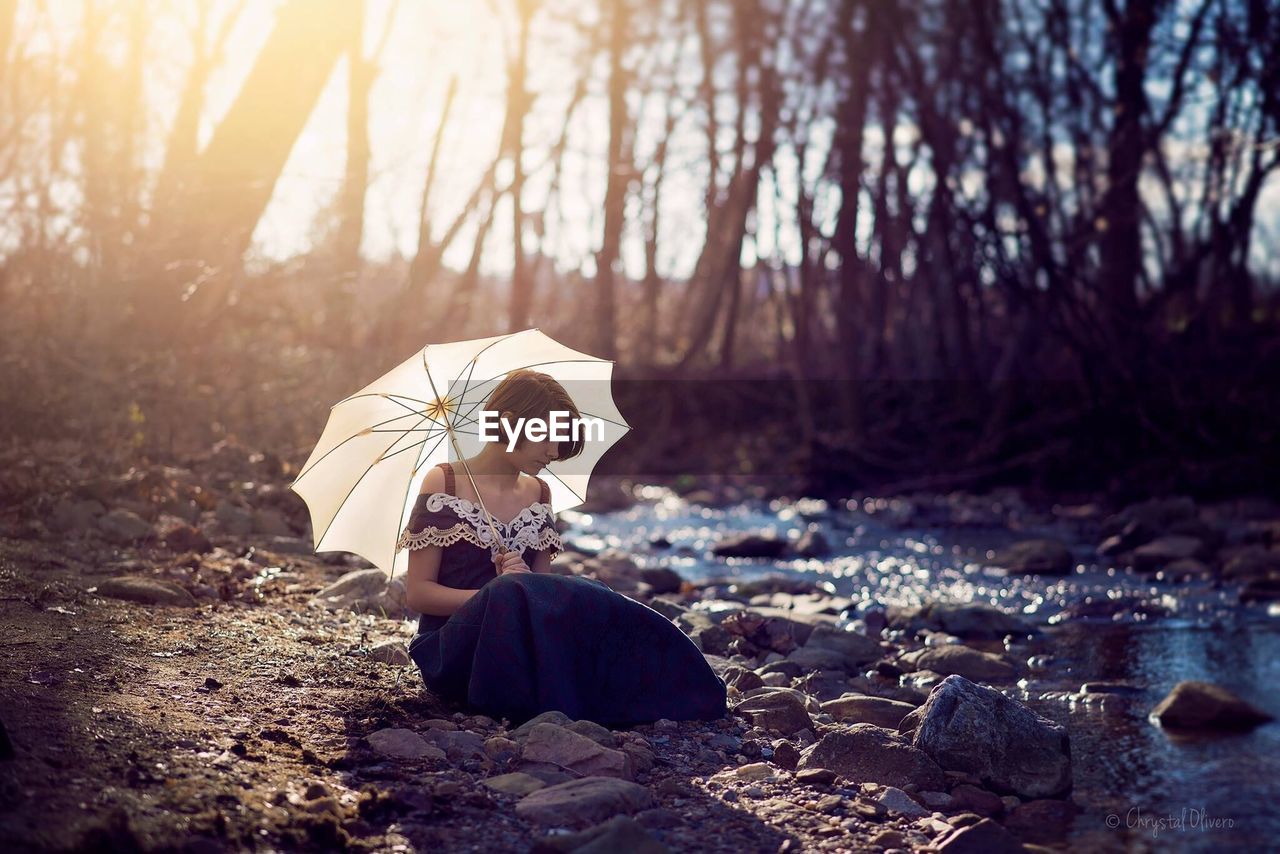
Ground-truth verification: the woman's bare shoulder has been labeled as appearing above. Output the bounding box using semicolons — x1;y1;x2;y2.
418;464;448;497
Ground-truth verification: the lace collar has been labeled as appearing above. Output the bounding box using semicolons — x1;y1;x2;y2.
419;491;553;529
396;491;560;559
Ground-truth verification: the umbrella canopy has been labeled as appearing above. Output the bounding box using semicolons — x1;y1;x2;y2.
290;328;629;578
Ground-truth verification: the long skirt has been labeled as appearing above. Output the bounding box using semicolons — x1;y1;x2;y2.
407;572;729;728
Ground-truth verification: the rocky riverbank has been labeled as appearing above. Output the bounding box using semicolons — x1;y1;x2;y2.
1;438;1277;851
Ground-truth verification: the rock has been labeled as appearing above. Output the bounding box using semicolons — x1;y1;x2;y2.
734;762;775;781
871;785;929;817
785;646;851;673
900;675;1072;799
791;670;854;702
252;507;293;536
796;724;946;791
482;772;546;796
638;567;683;595
509;710;575;739
1150;680;1274;730
367;640;410;666
530;814;671;854
934;817;1025;854
646;597;687;621
908;646;1016;682
96;576;197;608
794;767;837;786
214;499;254;535
675;611;732;656
366;728;444;761
1003;798;1081;845
920;790;955;810
868;830;907;849
153;515;212;553
886;601;1034;640
722;665;764;693
712;532;787;559
1131;535;1208;571
98;509;152;545
1223;548;1280;581
771;741;801;771
798;624;883;669
484;736;519;760
949;783;1004;817
565;719;618;749
51;498;105;534
732;691;813;736
312;569;389;611
515;776;656;828
988;539;1073;575
521;724;631;779
1101;496;1198;543
790;528;831;558
821;694;916;729
422;729;487;761
706;535;783;560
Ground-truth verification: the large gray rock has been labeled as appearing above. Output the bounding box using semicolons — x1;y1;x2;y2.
732;690;813;735
98;508;153;544
886;601;1034;640
1131;535;1208;571
821;694;916;729
800;623;883;668
96;576;197;608
1150;680;1274;730
934;817;1025;854
711;532;787;558
988;538;1073;575
366;728;445;761
311;568;403;615
796;724;946;791
908;645;1016;682
510;710;576;739
899;675;1072;799
521;723;632;779
515;776;656;827
421;728;487;761
675;610;732;656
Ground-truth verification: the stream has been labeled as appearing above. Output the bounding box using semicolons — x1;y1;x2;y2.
560;488;1280;852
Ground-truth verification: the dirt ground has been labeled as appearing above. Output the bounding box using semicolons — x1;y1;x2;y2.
0;529;931;854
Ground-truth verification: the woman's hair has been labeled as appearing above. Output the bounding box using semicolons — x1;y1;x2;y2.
485;369;585;460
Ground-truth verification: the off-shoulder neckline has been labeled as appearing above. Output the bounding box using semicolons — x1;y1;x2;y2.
414;491;553;529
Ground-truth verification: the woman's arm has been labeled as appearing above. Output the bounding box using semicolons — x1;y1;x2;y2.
405;544;480;615
402;465;480;616
531;548;554;573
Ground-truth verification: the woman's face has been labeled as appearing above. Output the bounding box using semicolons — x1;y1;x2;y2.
510;434;558;475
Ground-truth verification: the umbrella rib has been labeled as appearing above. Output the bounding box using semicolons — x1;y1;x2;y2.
331;391;434;409
542;467;585;503
293;409;442;486
568;409;631;430
390;416;464;581
314;411;430;551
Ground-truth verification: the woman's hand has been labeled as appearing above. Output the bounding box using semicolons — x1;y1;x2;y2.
495;549;531;575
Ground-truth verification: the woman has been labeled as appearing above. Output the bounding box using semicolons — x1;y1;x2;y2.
397;369;728;728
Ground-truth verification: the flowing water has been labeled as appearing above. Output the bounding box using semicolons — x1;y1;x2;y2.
561;489;1280;852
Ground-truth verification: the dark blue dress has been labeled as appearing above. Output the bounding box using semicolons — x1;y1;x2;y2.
396;463;728;728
